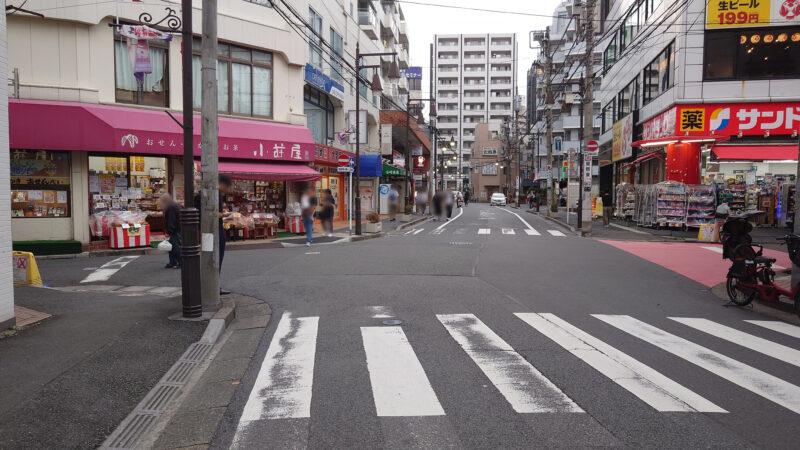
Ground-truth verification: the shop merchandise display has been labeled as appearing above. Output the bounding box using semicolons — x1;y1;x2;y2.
615;183;635;220
686;185;716;228
655;182;687;228
222;180;287;237
634;185;657;227
778;183;796;228
717;183;746;214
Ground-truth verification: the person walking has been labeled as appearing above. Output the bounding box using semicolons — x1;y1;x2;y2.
320;189;335;236
601;189;613;227
159;194;182;269
456;191;463;208
415;191;428;215
301;186;317;246
528;191;535;210
463;189;470;206
388;186;400;221
194;175;232;294
432;190;443;221
445;189;454;220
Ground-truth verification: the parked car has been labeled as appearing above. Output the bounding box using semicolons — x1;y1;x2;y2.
490;193;507;206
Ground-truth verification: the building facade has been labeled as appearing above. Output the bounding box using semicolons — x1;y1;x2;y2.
432;33;518;190
471;121;506;201
1;4;14;330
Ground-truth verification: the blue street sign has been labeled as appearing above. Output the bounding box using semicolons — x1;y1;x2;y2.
349;157;355;168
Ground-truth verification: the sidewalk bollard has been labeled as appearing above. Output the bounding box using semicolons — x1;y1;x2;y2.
180;207;202;318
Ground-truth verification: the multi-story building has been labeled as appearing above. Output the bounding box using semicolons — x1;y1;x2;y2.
530;0;602;189
471;121;506;201
1;7;14;330
598;0;800;206
431;33;517;190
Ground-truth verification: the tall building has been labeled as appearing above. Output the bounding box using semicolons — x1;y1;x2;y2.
0;2;14;330
432;33;517;189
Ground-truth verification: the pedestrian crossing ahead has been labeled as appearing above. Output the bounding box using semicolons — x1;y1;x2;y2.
401;226;566;237
232;311;800;440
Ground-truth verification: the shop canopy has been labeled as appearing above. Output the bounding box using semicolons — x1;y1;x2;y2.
620;150;666;170
711;145;798;161
195;161;320;182
357;154;382;177
631;134;729;148
9;99;315;162
382;163;406;177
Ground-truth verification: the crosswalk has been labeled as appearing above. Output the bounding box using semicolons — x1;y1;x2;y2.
402;226;565;237
232;311;800;441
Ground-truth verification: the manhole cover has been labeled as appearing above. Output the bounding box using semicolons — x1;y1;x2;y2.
382;319;403;326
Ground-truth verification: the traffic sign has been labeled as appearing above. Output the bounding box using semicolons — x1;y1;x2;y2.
349;157;355;168
586;140;599;155
337;166;353;173
338;155;351;166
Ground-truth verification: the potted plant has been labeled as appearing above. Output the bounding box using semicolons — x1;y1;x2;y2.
365;213;382;233
399;204;413;222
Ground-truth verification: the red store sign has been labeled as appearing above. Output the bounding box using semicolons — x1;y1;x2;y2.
643;103;800;138
642;107;676;140
412;155;428;174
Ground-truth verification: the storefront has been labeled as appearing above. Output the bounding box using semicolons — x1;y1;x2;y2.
9;99;317;245
311;144;354;221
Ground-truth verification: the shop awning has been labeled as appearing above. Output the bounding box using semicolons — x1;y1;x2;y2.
9;99;315;162
631;134;729;148
620;150;666;170
357;154;382;177
382;163;406;177
218;161;320;181
711;145;798;161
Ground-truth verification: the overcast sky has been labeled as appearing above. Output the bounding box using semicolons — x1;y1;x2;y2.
400;0;564;100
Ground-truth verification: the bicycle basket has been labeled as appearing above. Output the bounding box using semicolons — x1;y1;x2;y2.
787;236;800;266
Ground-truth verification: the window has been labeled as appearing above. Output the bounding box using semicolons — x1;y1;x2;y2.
704;28;800;80
359;68;369;99
604;41;617;71
617;76;637;118
10;150;71;218
642;41;674;104
304;85;334;144
407;77;421;90
192;40;272;117
309;8;323;68
330;29;344;81
114;29;169;107
619;5;639;52
482;147;498;155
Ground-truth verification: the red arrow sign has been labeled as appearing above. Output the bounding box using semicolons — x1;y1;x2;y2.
338;155;351;166
586;140;599;152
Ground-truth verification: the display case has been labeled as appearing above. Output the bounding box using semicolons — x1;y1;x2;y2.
686;185;716;228
655;181;686;228
615;183;635;220
718;183;746;215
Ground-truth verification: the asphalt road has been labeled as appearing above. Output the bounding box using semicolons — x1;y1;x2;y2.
33;204;800;448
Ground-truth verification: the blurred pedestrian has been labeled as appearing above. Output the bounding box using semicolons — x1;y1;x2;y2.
320;188;335;237
528;191;535;210
463;189;470;206
445;189;454;220
456;191;463;208
601;189;613;227
388;185;399;221
193;175;232;294
432;190;443;221
301;186;317;246
415;191;428;215
158;194;182;269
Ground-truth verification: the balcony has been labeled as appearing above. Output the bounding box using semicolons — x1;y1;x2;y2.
464;39;486;46
358;8;379;40
399;21;408;44
463;53;485;60
398;48;409;69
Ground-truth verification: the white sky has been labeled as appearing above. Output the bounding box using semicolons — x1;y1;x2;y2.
400;0;564;100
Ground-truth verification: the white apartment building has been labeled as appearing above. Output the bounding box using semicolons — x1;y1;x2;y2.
1;6;14;330
598;0;800;192
432;33;517;188
530;0;602;182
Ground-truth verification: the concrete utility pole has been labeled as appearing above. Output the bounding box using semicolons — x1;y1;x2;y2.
792;124;800;288
580;0;596;235
200;0;220;307
543;28;555;216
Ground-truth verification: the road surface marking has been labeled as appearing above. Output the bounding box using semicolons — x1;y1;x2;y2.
430;229;444;235
361;327;445;416
500;208;541;235
404;229;416;235
595;314;800;414
502;228;516;235
453;228;465;235
547;230;566;237
745;320;800;339
432;207;464;232
366;306;394;319
237;312;318;421
478;228;491;235
413;228;424;235
525;229;541;236
516;313;725;412
437;314;582;413
702;246;786;269
670;318;800;368
80;256;140;283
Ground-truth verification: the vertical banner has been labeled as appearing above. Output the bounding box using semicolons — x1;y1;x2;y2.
380;124;393;155
348;110;368;144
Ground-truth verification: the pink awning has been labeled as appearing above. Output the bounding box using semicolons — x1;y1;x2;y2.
711;145;797;161
9;99;315;162
213;161;320;181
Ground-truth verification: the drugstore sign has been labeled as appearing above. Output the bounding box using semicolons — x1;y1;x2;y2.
706;0;800;29
676;103;800;136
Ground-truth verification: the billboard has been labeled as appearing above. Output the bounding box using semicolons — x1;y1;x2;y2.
706;0;800;29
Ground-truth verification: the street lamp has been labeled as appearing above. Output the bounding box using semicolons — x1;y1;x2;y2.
354;42;398;235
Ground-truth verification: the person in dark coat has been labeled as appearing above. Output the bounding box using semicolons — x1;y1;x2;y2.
158;194;182;269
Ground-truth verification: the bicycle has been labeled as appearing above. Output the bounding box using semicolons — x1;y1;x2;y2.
725;234;800;318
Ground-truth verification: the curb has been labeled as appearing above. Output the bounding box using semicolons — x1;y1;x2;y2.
709;282;800;326
100;296;241;450
527;210;577;234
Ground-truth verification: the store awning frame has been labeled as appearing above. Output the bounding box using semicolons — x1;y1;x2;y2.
631;134;730;148
711;144;798;161
195;160;321;182
620;150;666;170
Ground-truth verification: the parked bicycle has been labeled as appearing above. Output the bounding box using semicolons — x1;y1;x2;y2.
721;211;800;316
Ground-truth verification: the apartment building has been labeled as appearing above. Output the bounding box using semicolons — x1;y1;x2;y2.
1;6;13;330
530;0;602;184
432;33;517;189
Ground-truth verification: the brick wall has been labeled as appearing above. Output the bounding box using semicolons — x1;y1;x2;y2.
0;8;15;329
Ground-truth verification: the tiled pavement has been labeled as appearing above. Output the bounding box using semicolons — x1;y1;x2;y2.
13;305;52;328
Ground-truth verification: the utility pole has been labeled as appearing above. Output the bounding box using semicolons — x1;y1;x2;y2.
179;0;201;318
543;27;555;216
581;0;596;235
200;0;220;307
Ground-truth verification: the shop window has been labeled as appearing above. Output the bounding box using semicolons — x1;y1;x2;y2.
193;40;272;117
10;150;71;218
88;155;169;215
619;5;638;52
114;30;169;107
603;42;616;72
617;76;638;118
704;28;800;80
309;8;323;68
642;41;675;105
304;85;335;144
330;28;344;81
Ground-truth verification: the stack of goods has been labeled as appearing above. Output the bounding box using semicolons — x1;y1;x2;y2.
655;181;686;228
223;212;254;240
95;211;151;248
686;185;716;228
718;183;746;214
252;212;279;239
285;202;304;233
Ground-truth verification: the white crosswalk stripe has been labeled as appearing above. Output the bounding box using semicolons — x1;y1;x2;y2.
547;230;566;237
478;228;491;235
595;314;800;414
525;228;541;236
437;313;583;413
501;228;516;235
361;327;445;416
746;320;800;339
80;256;139;283
671;317;800;368
516;313;725;412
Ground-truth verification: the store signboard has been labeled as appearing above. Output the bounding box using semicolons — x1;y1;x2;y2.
677;102;800;136
642;107;677;141
304;63;345;101
611;114;633;162
392;151;406;168
348;110;368;144
706;0;800;29
10;156;70;186
400;67;423;79
380;124;393;155
412;155;428;173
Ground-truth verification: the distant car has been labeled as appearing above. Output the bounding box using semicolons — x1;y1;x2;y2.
490;193;506;206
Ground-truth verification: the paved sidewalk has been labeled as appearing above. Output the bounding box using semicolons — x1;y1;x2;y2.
12;305;51;328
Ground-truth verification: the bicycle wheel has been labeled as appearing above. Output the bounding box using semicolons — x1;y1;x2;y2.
726;275;756;306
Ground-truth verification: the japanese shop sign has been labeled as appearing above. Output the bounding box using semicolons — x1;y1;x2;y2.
611;115;634;162
677;103;800;136
413;155;428;174
643;107;677;140
313;144;354;164
706;0;800;29
304;63;345;101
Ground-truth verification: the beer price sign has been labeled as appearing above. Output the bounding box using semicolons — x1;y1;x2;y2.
706;0;800;29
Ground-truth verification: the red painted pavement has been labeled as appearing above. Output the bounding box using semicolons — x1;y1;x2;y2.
599;240;793;288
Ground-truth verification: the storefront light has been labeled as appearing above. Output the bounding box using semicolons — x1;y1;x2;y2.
740;35;747;44
764;34;774;44
792;33;800;42
751;34;761;44
641;139;678;147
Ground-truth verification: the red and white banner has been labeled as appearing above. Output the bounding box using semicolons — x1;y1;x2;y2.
676;103;800;136
110;224;151;248
286;217;304;234
642;107;677;141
